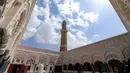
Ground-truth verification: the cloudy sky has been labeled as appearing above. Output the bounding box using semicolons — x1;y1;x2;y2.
21;0;127;51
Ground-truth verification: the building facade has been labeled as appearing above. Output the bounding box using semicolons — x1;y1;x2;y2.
109;0;130;32
0;0;130;73
11;45;60;73
0;0;36;73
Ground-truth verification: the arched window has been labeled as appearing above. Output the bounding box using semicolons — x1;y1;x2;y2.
12;10;26;36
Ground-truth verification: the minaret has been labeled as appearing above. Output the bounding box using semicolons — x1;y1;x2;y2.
60;20;67;52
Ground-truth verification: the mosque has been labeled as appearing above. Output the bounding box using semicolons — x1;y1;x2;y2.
0;0;130;73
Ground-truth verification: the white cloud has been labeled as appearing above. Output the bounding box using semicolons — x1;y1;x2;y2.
23;0;98;50
56;0;80;18
34;3;62;44
67;31;91;50
68;17;89;27
23;5;41;40
94;34;100;38
70;28;79;32
82;12;99;23
35;20;61;44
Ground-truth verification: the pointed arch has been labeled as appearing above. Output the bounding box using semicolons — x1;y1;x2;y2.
91;53;104;63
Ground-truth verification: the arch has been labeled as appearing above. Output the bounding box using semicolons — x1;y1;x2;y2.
12;32;22;47
74;57;81;64
92;53;103;63
104;50;121;62
108;59;124;72
94;61;105;72
81;55;90;64
68;64;73;70
65;56;73;65
83;62;92;71
13;51;27;64
49;56;57;65
62;57;68;65
12;10;26;36
122;47;130;59
26;53;38;65
38;54;48;64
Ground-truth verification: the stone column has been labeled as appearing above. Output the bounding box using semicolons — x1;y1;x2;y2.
104;62;110;73
107;64;113;73
91;63;95;73
38;64;44;73
29;64;35;73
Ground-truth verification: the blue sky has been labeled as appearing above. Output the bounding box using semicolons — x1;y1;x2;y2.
21;0;127;52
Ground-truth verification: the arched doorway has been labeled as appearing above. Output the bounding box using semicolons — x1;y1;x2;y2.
68;64;73;70
108;59;124;73
63;64;67;70
94;61;105;72
74;63;81;73
83;62;92;71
